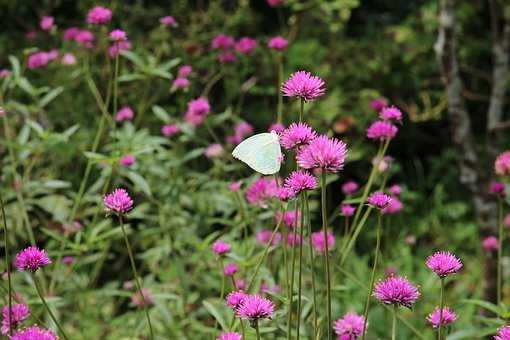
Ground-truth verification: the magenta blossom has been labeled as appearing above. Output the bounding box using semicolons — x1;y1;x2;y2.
40;16;55;31
226;290;247;309
381;197;403;215
342;181;359;195
1;304;30;335
388;184;402;196
131;288;154;308
160;16;178;27
27;52;50;69
15;246;52;272
495;326;510;340
373;275;420;308
341;204;355;217
427;307;457;328
495;151;510;176
280;122;317;150
246;177;278;207
256;230;282;246
366;120;398;140
184;97;210;127
267;0;284;7
178;65;192;77
367;191;392;210
87;6;112;25
268;36;289;51
223;263;238;277
482;236;499;252
0;108;5;118
217;331;242;340
109;29;127;42
505;214;510;228
119;154;135;167
62;256;75;266
297;135;348;172
61;53;77;66
235;37;257;55
490;182;506;196
212;34;235;50
204;143;224;158
282;70;325;102
370;97;388;111
236;294;275;320
0;69;11;78
75;29;95;48
311;230;335;253
277;187;296;202
229;181;242;192
63;27;79;40
380;106;402;122
373;155;393;172
25;31;37;41
11;326;57;340
235;279;246;291
161;124;180;137
212;240;231;256
284;170;317;194
286;232;302;247
218;51;237;64
268;122;286;134
426;251;463;278
109;40;132;58
103;188;133;214
276;210;301;228
227;121;254;144
172;77;189;90
334;312;366;339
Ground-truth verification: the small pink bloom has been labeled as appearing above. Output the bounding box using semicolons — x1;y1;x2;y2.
266;0;284;7
211;34;235;50
495;325;510;340
268;122;286;134
276;187;296;202
27;52;50;69
367;191;392;209
334;312;365;339
103;188;133;214
373;155;393;172
286;232;302;247
75;30;95;48
131;288;154;308
161;124;180;137
297;135;348;172
62;256;75;265
342;181;358;195
10;326;57;340
426;251;462;278
109;40;132;58
482;236;499;252
246;177;278;207
256;230;282;246
25;31;37;41
115;106;134;122
280;122;317;150
15;246;52;272
366;120;398;140
236;294;275;320
311;230;335;253
505;213;510;228
229;181;242;192
235;37;257;55
184;97;210;127
268;36;288;51
282;70;325;102
226;290;247;309
0;69;11;78
61;53;76;66
341;204;355;217
1;304;30;335
119;154;135;167
380;106;403;122
0;108;5;118
212;240;231;256
40;16;55;31
205;143;224;158
382;196;403;215
160;16;178;27
284;170;317;193
490;182;506;196
217;331;242;340
373;275;420;308
235;279;246;291
63;27;79;41
178;65;192;77
276;210;301;228
370;97;388;111
109;29;127;42
218;51;237;64
495;151;510;176
427;307;457;328
223;263;238;277
87;6;112;25
388;184;402;196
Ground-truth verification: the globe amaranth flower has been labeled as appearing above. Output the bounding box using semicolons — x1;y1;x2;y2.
61;53;77;66
236;294;275;320
223;263;238;277
379;106;402;122
217;331;242;340
109;40;132;58
505;214;510;228
62;256;75;266
370;97;388;111
427;307;457;329
161;124;180;137
388;184;402;196
284;170;317;194
87;6;112;25
119;154;135;167
268;36;288;51
286;232;302;247
280;122;317;150
11;326;57;340
256;230;282;246
268;122;286;134
342;181;358;195
103;188;133;214
334;312;365;339
373;155;393;172
367;191;392;210
282;70;325;102
40;16;55;31
15;246;52;272
212;34;235;50
218;52;237;64
495;151;510;176
63;27;79;41
495;325;510;340
311;230;335;253
204;143;224;158
297;135;348;172
74;29;95;48
373;275;420;308
482;236;499;252
229;181;242;192
109;29;127;42
27;52;50;70
366;120;398;140
490;182;506;196
178;65;192;78
426;251;463;278
235;37;257;55
160;16;177;27
227;121;254;144
226;290;247;309
172;77;189;90
341;204;355;217
276;210;301;228
0;69;11;78
1;304;30;335
276;187;296;202
212;240;231;256
246;177;278;207
184;97;211;127
115;106;134;122
131;288;154;308
381;197;403;215
235;279;246;291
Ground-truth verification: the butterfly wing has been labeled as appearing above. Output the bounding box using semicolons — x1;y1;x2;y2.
232;132;282;175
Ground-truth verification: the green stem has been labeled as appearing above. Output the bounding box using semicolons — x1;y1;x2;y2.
255;320;261;340
287;199;299;340
392;305;398;340
438;278;445;340
299;98;304;123
321;172;332;340
113;54;119;120
276;55;283;124
297;193;305;340
305;193;318;339
341;207;373;265
497;197;503;305
361;213;382;340
119;215;154;339
219;258;225;300
33;275;69;340
0;191;13;336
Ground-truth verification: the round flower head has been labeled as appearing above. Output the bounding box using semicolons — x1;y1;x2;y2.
229;181;242;192
268;122;286;134
211;34;235;50
286;232;302;247
115;106;134;122
226;290;247;309
223;263;238;277
109;40;132;58
370;97;388;111
109;29;127;42
311;230;335;253
495;326;510;340
342;181;359;195
280;122;317;150
184;97;210;127
75;29;95;48
334;312;365;339
381;197;403;215
15;246;52;272
11;326;57;340
160;16;177;27
63;27;79;40
40;16;54;31
235;279;246;291
373;155;393;172
61;53;77;66
366;121;398;141
284;170;317;194
282;70;325;102
268;36;288;51
505;213;510;228
495;151;510;176
172;77;189;90
373;275;420;308
237;294;275;320
119;154;135;167
276;210;301;228
1;304;30;335
178;65;192;77
217;331;242;340
86;6;112;25
297;135;348;172
205;143;224;158
246;177;278;207
427;307;457;329
62;256;75;266
483;236;499;252
0;70;11;78
491;182;506;195
27;52;50;70
0;108;5;118
131;288;154;308
235;37;257;55
256;230;281;246
380;106;402;122
388;184;402;196
341;204;355;217
367;191;392;210
161;124;180;137
218;52;237;64
426;251;463;278
276;187;296;202
212;240;231;256
103;188;133;214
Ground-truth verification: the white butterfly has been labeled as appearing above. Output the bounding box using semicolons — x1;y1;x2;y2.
232;132;282;175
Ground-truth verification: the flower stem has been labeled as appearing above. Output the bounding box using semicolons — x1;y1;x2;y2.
392;305;398;340
299;98;304;123
255;320;261;340
497;196;503;305
305;193;318;339
276;55;283;124
361;212;382;340
321;172;332;340
0;191;13;336
287;199;299;340
33;275;69;340
219;258;226;300
297;193;306;340
119;215;154;339
438;278;445;340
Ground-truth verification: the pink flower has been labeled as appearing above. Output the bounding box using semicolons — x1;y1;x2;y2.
276;210;301;228
505;214;510;228
212;34;235;50
226;290;247;309
27;52;50;69
284;170;317;194
184;97;210;127
1;304;30;335
11;326;57;340
483;236;499;252
63;27;79;40
229;181;242;192
367;191;392;209
212;240;231;256
109;29;127;42
109;40;132;58
282;70;325;102
217;331;242;340
235;37;257;55
223;263;238;277
366;120;398;140
119;154;135;167
277;187;296;202
380;106;402;122
297;135;348;172
15;246;52;272
266;0;284;7
46;50;59;61
103;188;133;214
268;122;286;134
62;256;75;265
388;184;402;196
370;97;388;111
341;204;355;217
227;121;254;144
280;122;316;150
115;106;134;122
495;151;510;176
218;52;237;64
490;182;506;196
495;326;510;340
256;230;282;246
311;230;335;253
373;275;420;308
334;312;365;339
0;108;5;118
61;53;77;66
286;232;302;247
268;36;288;51
427;307;457;328
342;181;359;195
236;294;275;320
75;30;95;48
161;124;180;137
0;69;11;78
160;16;178;27
178;65;192;77
235;279;246;291
373;155;393;172
382;197;403;215
246;177;278;207
205;143;224;158
426;251;463;278
131;288;154;308
40;16;55;31
87;6;112;25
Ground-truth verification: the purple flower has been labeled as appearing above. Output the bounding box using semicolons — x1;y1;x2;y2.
226;290;247;309
246;177;278;207
388;184;402;196
212;240;231;256
235;37;257;55
311;230;335;253
227;121;254;144
286;232;302;247
229;181;242;192
131;288;154;308
62;256;75;266
268;36;289;51
178;65;193;77
87;6;112;25
40;16;55;31
256;230;281;246
75;30;95;48
61;53;77;66
218;52;237;64
236;294;275;320
373;155;393;172
495;151;510;176
115;106;134;122
367;191;392;209
204;143;224;158
110;29;127;42
11;326;57;340
267;0;284;7
381;197;403;215
342;181;359;195
276;210;301;228
366;120;398;141
505;214;510;228
0;69;11;78
284;170;317;194
160;16;178;27
119;154;135;167
109;40;132;58
212;34;235;50
373;275;420;308
235;279;246;291
15;247;52;272
27;52;50;70
370;97;388;111
1;304;30;335
427;307;457;329
495;326;510;340
491;182;506;196
276;187;296;202
103;188;134;214
297;135;348;172
282;70;325;102
161;124;180;137
268;122;286;134
223;263;238;277
172;77;189;90
184;97;210;127
217;331;242;340
280;122;317;150
380;106;402;122
334;312;365;339
341;204;355;217
63;27;80;40
426;251;463;278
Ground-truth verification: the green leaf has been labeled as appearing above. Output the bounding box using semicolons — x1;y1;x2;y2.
8;55;20;77
202;300;227;330
126;171;152;196
40;87;64;108
152;105;170;123
120;50;145;67
461;299;503;316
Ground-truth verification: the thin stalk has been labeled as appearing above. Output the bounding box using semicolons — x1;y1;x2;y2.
119;215;154;339
276;55;283;123
321;172;332;340
255;320;261;340
0;191;12;336
113;54;120;120
438;278;445;340
282;211;290;301
219;258;226;300
361;213;382;340
33;275;69;340
392;305;398;340
297;193;305;340
341;207;373;265
299;98;304;123
305;193;318;338
287;199;300;340
497;197;503;305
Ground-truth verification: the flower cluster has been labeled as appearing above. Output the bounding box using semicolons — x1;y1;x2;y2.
373;275;420;308
10;326;57;340
297;135;348;172
311;230;335;253
334;312;366;339
427;307;457;328
103;188;134;214
1;304;30;335
212;240;231;256
495;151;510;176
280;122;317;150
425;251;463;278
15;247;52;272
184;97;211;127
281;71;325;102
246;177;278;207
